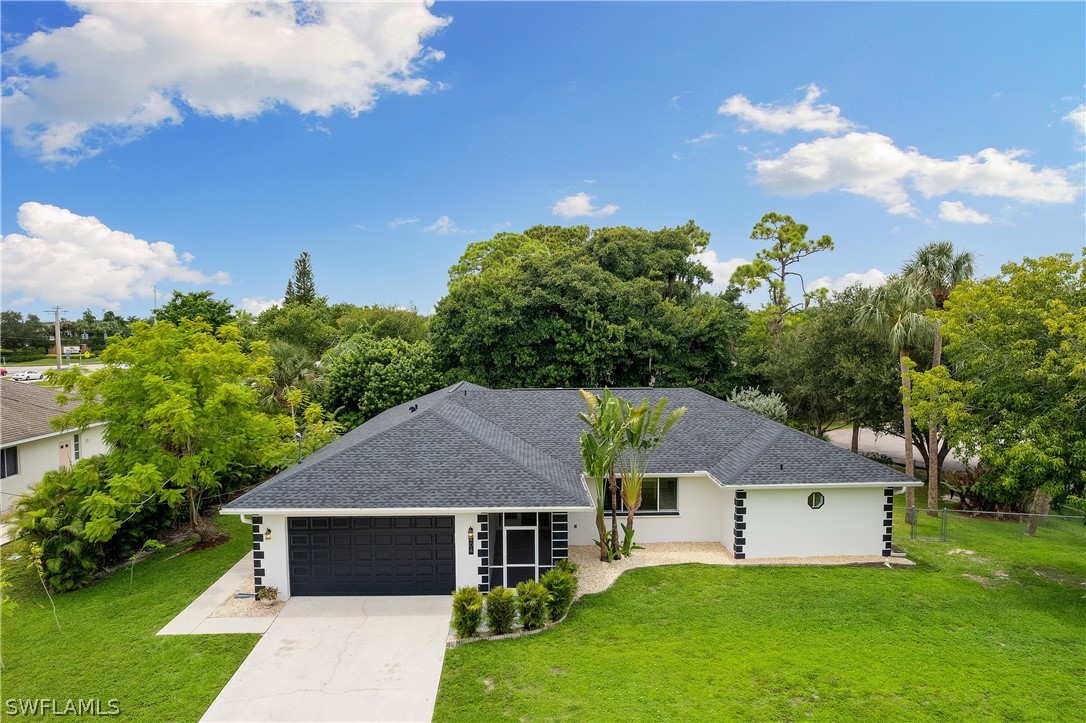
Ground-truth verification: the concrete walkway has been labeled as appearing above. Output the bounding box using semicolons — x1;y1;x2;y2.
201;595;452;723
158;553;276;635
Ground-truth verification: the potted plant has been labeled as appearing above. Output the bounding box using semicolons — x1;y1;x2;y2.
256;586;279;607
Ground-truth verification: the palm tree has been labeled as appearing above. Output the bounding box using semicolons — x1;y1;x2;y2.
855;278;935;523
903;242;975;515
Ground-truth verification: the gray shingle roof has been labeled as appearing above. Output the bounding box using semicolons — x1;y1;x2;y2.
224;382;917;513
0;379;80;445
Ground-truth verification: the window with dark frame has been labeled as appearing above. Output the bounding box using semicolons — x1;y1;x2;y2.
0;447;18;479
602;477;679;513
808;491;825;509
73;434;81;461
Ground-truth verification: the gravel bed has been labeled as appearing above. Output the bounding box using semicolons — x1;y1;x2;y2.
209;574;283;618
570;543;909;597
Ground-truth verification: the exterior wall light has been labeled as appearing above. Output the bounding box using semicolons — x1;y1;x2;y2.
467;526;475;554
264;528;273;541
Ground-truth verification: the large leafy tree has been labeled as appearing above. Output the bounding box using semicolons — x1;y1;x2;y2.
902;241;975;513
321;333;441;430
432;222;748;392
855;278;935;519
254;301;338;358
923;251;1085;513
730;212;834;341
764;286;899;441
49;320;290;540
332;304;430;343
155;290;235;330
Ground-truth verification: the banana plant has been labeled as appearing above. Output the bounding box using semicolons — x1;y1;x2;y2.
578;389;628;561
619;397;687;555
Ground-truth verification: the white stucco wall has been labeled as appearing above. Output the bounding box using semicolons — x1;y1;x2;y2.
253;513;290;598
244;512;480;601
568;475;728;546
454;512;482;591
1;425;108;513
742;486;886;558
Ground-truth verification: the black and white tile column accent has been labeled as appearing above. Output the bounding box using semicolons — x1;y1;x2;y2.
251;515;265;591
551;512;569;564
882;487;894;557
733;490;747;560
476;514;490;593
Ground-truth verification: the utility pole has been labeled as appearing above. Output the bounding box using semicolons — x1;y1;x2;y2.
47;306;67;370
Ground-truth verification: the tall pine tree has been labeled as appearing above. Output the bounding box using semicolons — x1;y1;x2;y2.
284;251;318;305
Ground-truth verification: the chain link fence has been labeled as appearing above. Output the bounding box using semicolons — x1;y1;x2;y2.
906;504;1086;543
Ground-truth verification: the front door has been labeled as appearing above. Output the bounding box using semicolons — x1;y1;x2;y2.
504;526;537;587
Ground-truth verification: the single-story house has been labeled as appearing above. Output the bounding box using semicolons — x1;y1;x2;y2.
222;382;919;599
1;378;108;515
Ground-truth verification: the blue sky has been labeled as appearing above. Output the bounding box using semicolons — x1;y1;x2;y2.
2;1;1083;318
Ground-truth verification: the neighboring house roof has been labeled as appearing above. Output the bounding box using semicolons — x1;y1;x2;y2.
225;381;918;513
0;378;83;445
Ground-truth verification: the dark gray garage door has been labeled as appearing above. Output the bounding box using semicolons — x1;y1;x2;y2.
288;516;456;596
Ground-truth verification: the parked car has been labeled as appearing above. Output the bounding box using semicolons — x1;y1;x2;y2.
0;368;6;376
11;370;45;382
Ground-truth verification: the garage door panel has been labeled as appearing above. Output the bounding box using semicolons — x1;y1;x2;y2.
289;516;456;596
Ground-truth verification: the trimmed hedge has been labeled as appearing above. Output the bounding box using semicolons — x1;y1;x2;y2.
451;586;484;638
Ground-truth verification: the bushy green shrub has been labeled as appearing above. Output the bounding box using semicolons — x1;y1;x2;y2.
485;586;516;635
515;580;551;631
540;567;577;622
553;557;579;575
13;457;173;592
451;586;484;638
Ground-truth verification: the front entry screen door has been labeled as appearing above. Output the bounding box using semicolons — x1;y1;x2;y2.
504;527;537;587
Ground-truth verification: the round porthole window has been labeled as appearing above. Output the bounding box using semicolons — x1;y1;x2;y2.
808;492;825;510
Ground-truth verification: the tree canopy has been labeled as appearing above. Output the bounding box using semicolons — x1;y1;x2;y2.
730;213;834;340
431;222;748;392
48;320;291;540
922;251;1085;508
321;333;441;430
155;290;235;330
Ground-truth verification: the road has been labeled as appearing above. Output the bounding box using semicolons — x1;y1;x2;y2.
825;426;973;473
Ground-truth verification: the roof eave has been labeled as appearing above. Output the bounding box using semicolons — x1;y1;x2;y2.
220;504;595;516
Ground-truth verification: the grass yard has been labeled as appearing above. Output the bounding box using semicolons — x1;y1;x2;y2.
436;506;1086;722
1;515;258;722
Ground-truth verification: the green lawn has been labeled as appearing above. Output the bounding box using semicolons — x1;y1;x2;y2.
436;508;1086;722
1;516;258;722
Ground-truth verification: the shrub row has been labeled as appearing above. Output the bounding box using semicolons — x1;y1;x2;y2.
451;560;579;638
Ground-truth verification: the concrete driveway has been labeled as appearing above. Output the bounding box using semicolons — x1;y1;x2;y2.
201;596;452;723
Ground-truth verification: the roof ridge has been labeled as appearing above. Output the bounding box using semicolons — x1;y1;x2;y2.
435;401;576;485
710;420;787;485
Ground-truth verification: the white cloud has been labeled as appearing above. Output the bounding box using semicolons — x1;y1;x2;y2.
810;268;888;293
752;132;917;214
583;178;596;185
1062;103;1085;151
2;2;450;163
691;249;748;291
938;201;991;225
685;132;720;145
911;148;1079;203
719;84;856;135
1065;103;1086;134
388;217;419;228
750;131;1080;213
424;215;457;235
240;296;281;315
551;192;618;218
1;201;229;308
